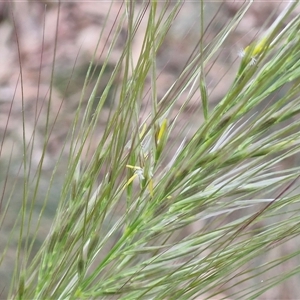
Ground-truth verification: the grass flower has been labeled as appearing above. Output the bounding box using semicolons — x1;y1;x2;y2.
2;1;300;299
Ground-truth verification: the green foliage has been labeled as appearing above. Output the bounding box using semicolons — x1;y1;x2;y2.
1;1;300;299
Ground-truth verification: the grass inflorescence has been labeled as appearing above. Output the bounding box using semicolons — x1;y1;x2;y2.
1;1;300;299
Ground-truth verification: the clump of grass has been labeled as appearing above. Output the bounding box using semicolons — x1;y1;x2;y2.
1;1;300;299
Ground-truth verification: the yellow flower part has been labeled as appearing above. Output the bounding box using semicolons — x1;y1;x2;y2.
244;37;269;58
125;164;153;196
156;118;168;144
123;173;139;190
126;165;142;170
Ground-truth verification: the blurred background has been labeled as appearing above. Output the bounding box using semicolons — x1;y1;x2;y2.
0;1;299;299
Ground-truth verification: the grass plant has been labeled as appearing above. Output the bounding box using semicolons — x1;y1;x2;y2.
1;1;300;299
